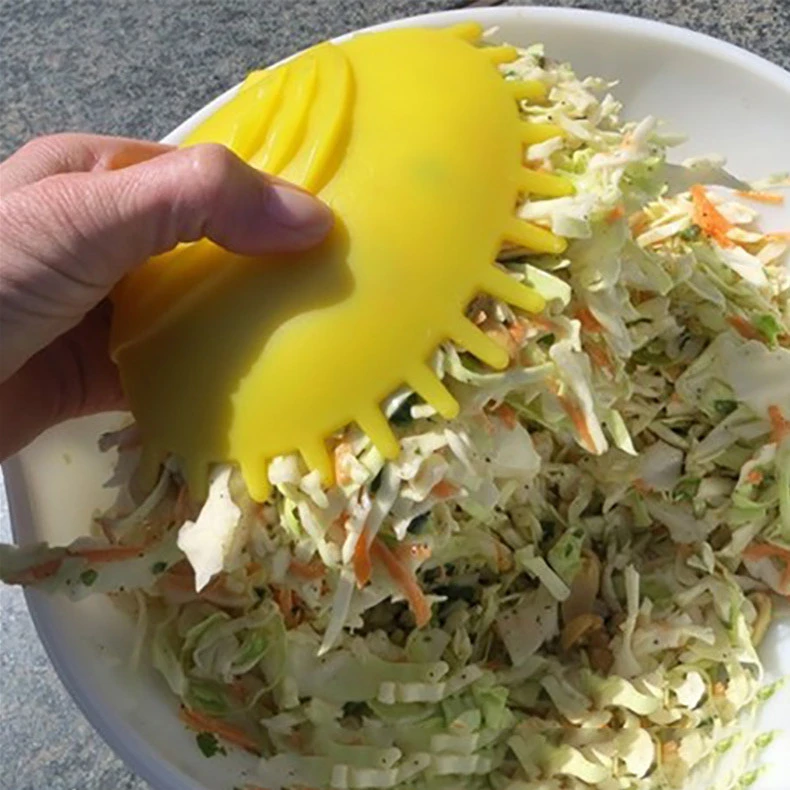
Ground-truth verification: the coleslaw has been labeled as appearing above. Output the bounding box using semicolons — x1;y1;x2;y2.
2;41;789;790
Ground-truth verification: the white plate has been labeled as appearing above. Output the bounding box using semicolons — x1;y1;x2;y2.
4;7;790;790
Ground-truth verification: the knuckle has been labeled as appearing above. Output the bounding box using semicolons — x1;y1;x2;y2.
14;135;57;164
16;133;77;161
10;134;97;182
185;143;239;199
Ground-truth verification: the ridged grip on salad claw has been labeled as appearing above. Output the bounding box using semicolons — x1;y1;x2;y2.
110;23;573;501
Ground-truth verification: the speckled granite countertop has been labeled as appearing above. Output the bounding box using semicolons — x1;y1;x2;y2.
1;1;788;788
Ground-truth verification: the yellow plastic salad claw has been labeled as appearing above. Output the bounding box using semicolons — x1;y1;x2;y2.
110;23;573;501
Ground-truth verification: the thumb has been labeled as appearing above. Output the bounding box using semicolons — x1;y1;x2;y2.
93;142;335;261
0;143;333;380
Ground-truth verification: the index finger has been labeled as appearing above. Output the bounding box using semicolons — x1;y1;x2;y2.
0;133;173;195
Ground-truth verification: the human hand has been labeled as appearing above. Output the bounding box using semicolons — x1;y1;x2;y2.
0;133;333;459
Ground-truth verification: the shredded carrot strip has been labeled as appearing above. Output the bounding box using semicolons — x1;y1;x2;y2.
727;316;762;342
584;340;615;376
507;320;528;347
690;184;735;248
736;190;785;205
746;469;764;485
431;480;459;499
334;442;354;486
370;539;431;627
606;204;625;224
486;323;518;359
327;512;348;545
352;525;372;587
529;315;556;332
30;557;65;579
288;559;325;580
575;307;604;333
492;403;518;430
395;542;432;564
162;570;194;589
5;557;64;585
179;708;261;754
492;538;512;573
629;214;648;235
167;559;192;575
67;544;146;563
744;542;790;566
768;405;790;444
558;395;596;454
274;586;295;625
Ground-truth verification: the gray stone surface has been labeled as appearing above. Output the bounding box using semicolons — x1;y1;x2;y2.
1;0;787;159
0;1;787;789
0;0;454;158
518;0;790;72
